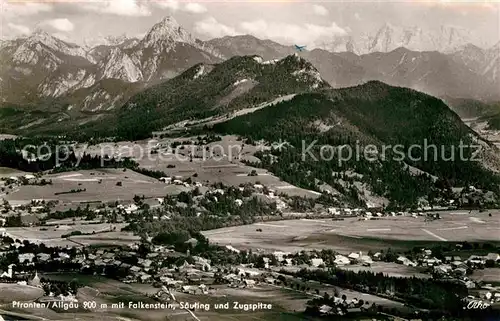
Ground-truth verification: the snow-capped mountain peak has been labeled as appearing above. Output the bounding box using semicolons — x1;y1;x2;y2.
10;29;87;72
127;16;224;81
322;23;485;55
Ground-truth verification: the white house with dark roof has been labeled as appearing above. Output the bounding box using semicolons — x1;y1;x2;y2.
18;253;35;263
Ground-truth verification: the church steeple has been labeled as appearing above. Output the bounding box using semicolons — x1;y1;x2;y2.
28;271;42;288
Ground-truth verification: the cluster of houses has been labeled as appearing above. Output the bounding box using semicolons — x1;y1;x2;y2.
327;207;442;220
392;249;500;293
1;230;500;312
0;240;215;294
3;174;37;184
226;246;500;303
0;266;43;290
159;176;203;188
317;298;368;316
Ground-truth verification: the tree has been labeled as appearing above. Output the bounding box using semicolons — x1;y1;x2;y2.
133;195;143;205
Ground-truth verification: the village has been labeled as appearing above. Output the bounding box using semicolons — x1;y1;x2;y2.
0;214;499;317
0;170;487;225
0;156;499;319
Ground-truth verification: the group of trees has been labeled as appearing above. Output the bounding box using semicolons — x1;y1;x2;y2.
124;183;280;243
41;205;98;221
41;279;80;296
292;267;467;314
4;214;22;227
0;138;138;173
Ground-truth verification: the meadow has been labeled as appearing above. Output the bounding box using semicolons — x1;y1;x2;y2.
203;211;500;253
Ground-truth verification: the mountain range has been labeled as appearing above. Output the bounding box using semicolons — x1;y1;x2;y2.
317;23;483;55
1;16;499;208
0;16;499;134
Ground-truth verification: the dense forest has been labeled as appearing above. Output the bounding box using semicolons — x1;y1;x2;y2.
485;112;500;130
292;267;467;313
212;85;500;208
445;97;500;130
123;184;281;240
0;138;137;172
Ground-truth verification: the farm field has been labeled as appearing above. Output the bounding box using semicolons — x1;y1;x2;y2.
203;211;500;253
255;281;404;310
0;284;44;304
82;136;320;199
0;167;26;177
471;268;500;284
69;231;140;247
4;223;130;247
3;168;189;205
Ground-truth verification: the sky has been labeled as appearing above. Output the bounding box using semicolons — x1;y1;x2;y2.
1;0;499;48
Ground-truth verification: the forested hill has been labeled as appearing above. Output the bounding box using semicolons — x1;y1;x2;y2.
112;54;330;140
212;82;500;208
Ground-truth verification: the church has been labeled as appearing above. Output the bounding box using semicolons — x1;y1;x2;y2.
0;264;14;279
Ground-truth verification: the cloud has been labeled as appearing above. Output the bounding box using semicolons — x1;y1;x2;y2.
240;20;347;47
7;23;30;35
83;0;151;17
194;17;238;38
154;1;207;14
1;0;52;18
421;0;499;12
312;4;329;16
184;3;207;14
154;0;180;11
42;18;74;32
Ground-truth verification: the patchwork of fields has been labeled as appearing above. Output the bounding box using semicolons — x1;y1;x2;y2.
204;211;500;253
82;136;320;198
4;169;189;205
4;223;134;247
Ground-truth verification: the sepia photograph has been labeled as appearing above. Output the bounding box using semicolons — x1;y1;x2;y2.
0;0;499;320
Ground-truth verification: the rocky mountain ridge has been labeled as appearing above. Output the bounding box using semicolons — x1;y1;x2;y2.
1;17;499;124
